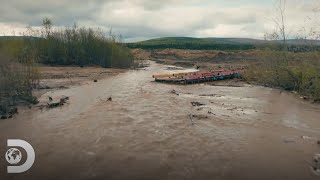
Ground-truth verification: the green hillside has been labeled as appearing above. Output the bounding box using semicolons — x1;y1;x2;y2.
127;37;257;50
127;37;320;51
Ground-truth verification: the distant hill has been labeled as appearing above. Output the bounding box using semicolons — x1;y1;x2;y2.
0;36;40;41
1;36;319;51
127;37;257;50
127;37;320;51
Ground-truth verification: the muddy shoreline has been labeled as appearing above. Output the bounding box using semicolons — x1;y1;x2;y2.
34;65;125;97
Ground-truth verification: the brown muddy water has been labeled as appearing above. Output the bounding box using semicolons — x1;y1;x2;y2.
0;61;320;180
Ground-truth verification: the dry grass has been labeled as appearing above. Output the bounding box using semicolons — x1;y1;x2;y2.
244;50;320;100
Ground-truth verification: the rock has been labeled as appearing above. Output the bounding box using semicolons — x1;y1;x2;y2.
317;140;320;145
107;97;112;101
94;80;98;82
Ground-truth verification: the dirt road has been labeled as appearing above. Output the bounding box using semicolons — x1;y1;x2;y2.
0;61;320;180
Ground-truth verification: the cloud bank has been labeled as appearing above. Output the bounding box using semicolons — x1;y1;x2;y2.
0;0;319;42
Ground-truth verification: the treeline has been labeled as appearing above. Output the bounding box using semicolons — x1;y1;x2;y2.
256;43;320;53
128;40;320;52
0;18;134;117
0;38;39;118
128;41;256;50
26;18;133;68
127;36;320;51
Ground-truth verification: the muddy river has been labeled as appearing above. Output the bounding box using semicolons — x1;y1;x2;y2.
1;61;320;180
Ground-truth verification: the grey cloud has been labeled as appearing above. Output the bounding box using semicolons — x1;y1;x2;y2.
0;0;318;41
0;0;108;25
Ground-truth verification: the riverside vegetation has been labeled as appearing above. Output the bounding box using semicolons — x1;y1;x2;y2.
0;18;134;118
243;50;320;101
243;0;320;102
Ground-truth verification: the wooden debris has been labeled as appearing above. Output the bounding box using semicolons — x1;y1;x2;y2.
191;102;205;107
60;96;69;103
189;114;194;125
171;89;179;96
47;96;69;108
191;114;208;119
47;101;63;108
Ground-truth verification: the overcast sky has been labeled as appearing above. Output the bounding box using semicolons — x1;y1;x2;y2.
0;0;319;42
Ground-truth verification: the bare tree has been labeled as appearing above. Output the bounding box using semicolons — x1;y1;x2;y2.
42;17;52;38
268;0;288;50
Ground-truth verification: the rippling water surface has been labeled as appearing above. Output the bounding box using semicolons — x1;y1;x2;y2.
0;61;320;180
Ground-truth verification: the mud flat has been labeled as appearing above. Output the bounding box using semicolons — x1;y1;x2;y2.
34;65;125;97
131;48;261;69
0;61;320;180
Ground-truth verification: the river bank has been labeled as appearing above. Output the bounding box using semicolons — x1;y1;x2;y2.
34;65;126;97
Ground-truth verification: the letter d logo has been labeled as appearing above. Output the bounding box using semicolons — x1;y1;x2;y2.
5;139;35;173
